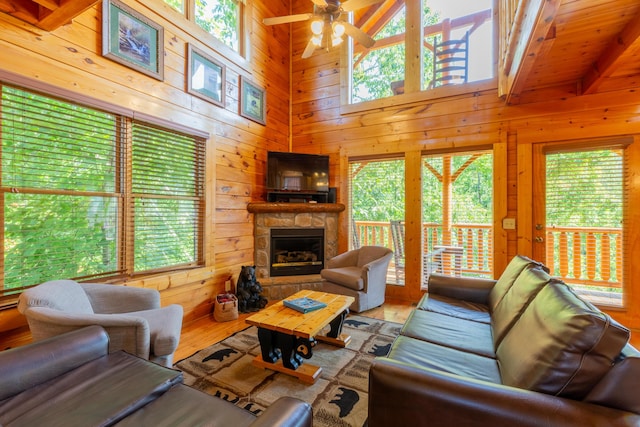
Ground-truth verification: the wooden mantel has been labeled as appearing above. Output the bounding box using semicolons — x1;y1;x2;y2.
247;202;345;214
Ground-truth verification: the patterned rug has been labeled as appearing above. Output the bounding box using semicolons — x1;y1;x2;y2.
174;315;401;427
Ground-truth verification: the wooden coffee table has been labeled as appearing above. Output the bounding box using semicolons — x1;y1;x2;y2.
245;290;355;384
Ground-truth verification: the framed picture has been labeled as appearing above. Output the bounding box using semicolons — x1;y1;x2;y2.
102;0;164;81
239;77;266;125
187;44;225;107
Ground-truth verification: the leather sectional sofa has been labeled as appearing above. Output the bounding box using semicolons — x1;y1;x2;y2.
0;325;312;426
369;255;640;426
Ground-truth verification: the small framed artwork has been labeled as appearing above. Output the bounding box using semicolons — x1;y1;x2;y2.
102;0;164;81
239;77;266;125
187;44;225;108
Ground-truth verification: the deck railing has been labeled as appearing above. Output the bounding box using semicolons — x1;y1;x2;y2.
545;226;622;289
353;221;623;291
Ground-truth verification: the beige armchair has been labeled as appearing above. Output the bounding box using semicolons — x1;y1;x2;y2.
17;280;183;367
320;246;393;312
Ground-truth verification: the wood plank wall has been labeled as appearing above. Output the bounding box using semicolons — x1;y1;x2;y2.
289;3;640;334
0;0;290;331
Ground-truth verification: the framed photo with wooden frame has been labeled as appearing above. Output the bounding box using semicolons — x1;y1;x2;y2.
102;0;164;81
239;77;266;125
187;44;225;108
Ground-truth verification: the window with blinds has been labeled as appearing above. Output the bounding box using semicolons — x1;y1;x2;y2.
544;147;625;305
0;85;205;296
422;150;493;286
349;157;405;285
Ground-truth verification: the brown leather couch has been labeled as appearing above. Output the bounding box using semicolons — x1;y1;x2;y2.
0;325;312;426
369;255;640;427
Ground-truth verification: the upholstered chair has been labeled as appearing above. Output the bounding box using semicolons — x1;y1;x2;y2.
321;245;393;312
17;280;183;367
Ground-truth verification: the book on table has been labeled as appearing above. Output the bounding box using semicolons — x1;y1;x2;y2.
283;297;327;313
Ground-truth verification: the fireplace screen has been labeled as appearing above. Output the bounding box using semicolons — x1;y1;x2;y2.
270;228;324;276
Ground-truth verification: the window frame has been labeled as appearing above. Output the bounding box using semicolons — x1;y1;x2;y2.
160;0;251;69
341;0;499;114
0;76;209;299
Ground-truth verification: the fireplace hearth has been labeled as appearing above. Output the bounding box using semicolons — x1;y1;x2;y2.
270;228;324;277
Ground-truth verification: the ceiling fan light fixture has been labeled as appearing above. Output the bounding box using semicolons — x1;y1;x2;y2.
310;19;324;35
332;22;345;37
311;34;323;47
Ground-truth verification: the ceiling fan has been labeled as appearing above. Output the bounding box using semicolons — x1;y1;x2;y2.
263;0;383;59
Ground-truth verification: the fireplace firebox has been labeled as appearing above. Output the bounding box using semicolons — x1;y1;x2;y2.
270;228;325;277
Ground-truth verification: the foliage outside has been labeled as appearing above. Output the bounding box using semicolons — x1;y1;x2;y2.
1;86;202;292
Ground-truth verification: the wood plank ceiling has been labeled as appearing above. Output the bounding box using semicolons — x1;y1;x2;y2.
0;0;100;31
2;0;640;104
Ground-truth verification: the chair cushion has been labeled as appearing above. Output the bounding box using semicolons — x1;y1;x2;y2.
321;266;364;291
496;282;630;399
18;280;94;314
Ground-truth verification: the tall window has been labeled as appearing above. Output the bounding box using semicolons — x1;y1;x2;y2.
349;157;405;285
349;0;494;104
543;147;626;306
163;0;242;53
0;85;205;296
196;0;241;52
422;150;493;286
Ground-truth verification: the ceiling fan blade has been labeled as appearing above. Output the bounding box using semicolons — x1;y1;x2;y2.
263;13;312;26
311;0;328;6
341;0;384;12
341;21;375;48
302;39;318;59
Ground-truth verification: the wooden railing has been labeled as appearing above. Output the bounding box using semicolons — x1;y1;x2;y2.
352;221;492;279
353;221;623;290
545;226;622;289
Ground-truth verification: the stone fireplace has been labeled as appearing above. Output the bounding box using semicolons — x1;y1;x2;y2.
247;202;345;300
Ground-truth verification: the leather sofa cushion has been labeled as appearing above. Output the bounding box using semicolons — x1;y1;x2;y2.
487;255;546;313
321;266;364;290
491;266;554;347
389;336;501;384
0;351;182;425
497;282;630;399
401;309;495;358
417;293;491;324
114;383;257;426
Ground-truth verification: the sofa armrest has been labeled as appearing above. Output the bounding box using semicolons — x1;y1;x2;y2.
427;273;496;304
362;252;393;292
0;326;109;401
81;283;161;313
248;397;312;427
369;358;640;427
22;307;151;359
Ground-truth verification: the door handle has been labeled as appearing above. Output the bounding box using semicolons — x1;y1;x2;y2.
535;236;544;243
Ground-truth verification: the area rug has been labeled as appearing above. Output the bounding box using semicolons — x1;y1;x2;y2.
174;315;401;427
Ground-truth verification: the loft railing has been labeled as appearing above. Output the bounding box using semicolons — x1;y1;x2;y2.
352;221;623;291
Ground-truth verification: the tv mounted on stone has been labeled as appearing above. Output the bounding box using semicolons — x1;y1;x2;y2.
266;151;330;203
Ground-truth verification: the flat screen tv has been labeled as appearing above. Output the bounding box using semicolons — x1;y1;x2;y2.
267;151;329;193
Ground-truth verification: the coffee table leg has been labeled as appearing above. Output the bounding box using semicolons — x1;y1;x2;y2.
277;332;302;370
327;309;349;339
257;327;281;363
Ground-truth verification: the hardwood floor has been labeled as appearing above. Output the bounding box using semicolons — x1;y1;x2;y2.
0;298;415;360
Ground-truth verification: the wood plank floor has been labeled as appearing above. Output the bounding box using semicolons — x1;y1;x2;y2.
0;298;415;360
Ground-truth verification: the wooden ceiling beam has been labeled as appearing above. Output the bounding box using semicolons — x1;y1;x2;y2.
582;11;640;95
500;0;561;105
36;0;100;31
